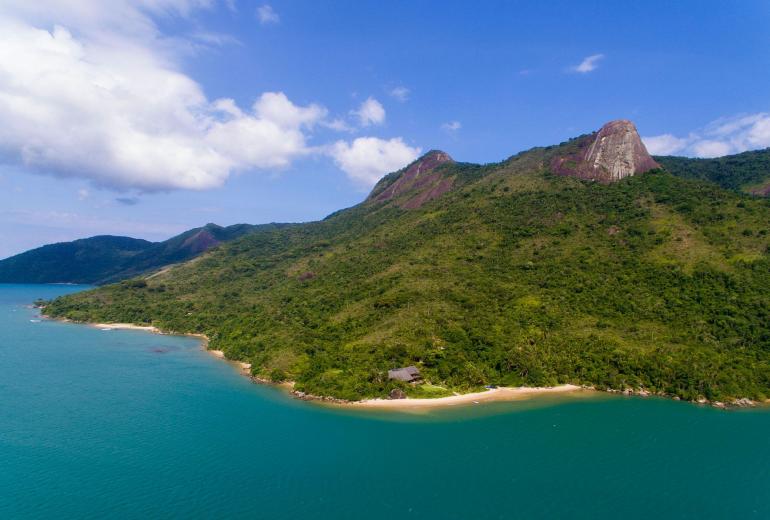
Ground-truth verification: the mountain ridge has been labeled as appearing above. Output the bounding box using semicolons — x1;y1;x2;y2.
0;223;278;284
44;120;770;403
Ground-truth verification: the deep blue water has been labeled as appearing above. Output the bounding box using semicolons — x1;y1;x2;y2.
1;284;769;519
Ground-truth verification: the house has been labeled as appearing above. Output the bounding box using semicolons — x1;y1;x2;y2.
388;365;421;383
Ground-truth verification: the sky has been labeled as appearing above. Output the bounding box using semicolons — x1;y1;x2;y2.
1;0;769;258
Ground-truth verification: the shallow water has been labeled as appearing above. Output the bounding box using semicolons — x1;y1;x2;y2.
2;284;769;519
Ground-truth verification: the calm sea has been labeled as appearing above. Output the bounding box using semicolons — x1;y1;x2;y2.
1;284;769;519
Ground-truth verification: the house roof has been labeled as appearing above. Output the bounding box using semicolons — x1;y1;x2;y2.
388;365;421;381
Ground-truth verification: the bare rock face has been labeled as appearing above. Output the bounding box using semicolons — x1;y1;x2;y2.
181;229;220;254
551;120;660;183
368;150;455;208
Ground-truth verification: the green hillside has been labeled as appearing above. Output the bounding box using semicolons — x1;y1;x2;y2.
0;223;270;285
45;140;770;403
656;148;770;195
0;236;153;284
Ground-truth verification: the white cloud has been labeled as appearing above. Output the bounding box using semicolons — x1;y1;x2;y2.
441;121;462;132
0;2;422;193
322;118;354;132
256;4;279;24
1;0;217;41
389;86;410;102
329;137;420;188
642;113;770;158
571;54;604;74
0;4;337;192
352;97;386;127
78;188;90;201
642;134;690;156
690;140;732;158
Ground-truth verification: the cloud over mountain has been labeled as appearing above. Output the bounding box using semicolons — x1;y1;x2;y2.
329;137;420;188
643;113;770;158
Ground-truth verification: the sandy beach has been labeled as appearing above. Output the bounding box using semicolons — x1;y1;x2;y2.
91;322;160;332
208;349;252;375
346;384;584;409
77;319;585;409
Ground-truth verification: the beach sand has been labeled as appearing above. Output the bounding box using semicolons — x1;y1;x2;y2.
83;320;584;409
345;384;584;409
208;349;252;374
92;322;160;332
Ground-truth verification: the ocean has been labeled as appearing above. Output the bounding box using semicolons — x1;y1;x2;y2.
1;284;769;519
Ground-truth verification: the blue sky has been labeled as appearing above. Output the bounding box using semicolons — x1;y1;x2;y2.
1;0;769;258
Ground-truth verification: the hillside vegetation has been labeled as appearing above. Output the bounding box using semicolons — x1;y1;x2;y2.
0;236;153;284
656;148;770;195
0;223;276;284
46;140;770;402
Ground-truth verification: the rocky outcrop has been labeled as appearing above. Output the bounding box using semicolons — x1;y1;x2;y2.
181;229;221;254
551;120;660;183
368;150;455;209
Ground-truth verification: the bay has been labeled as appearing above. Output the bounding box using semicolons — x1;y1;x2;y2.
1;284;769;519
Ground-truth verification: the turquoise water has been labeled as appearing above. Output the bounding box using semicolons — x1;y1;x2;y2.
2;284;770;519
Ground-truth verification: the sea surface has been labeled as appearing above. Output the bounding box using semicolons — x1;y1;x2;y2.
2;284;770;519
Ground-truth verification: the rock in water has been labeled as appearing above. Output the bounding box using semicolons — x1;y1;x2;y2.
552;120;659;183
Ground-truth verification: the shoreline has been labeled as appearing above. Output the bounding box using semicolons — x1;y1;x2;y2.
41;314;765;410
339;384;584;409
91;322;161;333
207;349;254;377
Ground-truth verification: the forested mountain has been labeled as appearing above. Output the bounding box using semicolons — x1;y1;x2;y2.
0;236;153;284
655;148;770;195
45;121;770;402
0;223;275;284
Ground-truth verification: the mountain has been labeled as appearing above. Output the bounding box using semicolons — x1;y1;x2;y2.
655;147;770;195
97;223;271;283
552;119;660;182
45;120;770;403
367;150;456;208
0;236;153;284
0;223;270;284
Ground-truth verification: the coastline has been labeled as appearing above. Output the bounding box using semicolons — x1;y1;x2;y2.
207;349;254;377
91;322;161;333
41;314;765;410
340;384;584;409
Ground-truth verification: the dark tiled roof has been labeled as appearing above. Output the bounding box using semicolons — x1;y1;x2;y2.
388;366;421;382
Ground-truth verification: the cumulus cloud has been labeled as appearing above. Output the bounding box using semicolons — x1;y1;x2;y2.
352;97;386;127
570;54;604;73
1;0;216;41
256;4;279;24
329;137;420;188
642;113;770;158
0;18;325;190
441;121;462;132
641;134;690;156
389;86;410;102
0;2;419;192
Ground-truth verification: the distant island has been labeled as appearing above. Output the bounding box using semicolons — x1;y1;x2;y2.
33;120;770;405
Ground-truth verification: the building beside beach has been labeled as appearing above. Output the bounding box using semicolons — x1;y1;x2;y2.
388;366;421;383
